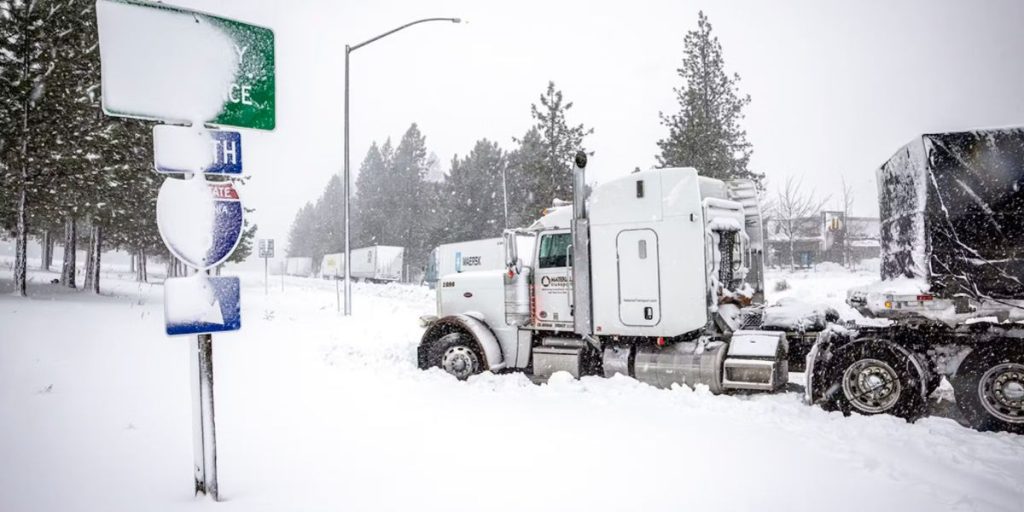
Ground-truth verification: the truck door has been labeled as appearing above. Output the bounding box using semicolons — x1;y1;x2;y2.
617;229;661;326
534;231;573;331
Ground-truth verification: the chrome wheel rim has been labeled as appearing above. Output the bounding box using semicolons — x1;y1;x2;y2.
842;358;902;414
978;362;1024;424
441;345;478;380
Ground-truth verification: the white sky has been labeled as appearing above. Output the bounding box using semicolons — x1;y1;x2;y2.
167;0;1024;254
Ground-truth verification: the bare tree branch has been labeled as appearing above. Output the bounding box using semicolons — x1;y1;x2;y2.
775;176;830;270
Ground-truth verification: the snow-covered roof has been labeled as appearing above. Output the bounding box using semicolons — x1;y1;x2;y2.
527;205;573;230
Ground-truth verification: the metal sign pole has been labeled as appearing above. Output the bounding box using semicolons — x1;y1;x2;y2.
192;332;219;500
264;255;268;295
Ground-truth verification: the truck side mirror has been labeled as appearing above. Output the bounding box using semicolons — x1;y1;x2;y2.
504;230;518;273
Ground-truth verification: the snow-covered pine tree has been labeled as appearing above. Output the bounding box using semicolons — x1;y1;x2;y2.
515;82;593;222
389;123;434;270
442;139;507;243
0;0;76;296
286;202;317;257
352;141;389;248
506;127;548;228
310;175;344;268
657;11;759;184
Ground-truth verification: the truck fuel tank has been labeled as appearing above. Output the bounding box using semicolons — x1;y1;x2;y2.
633;341;727;394
623;330;788;393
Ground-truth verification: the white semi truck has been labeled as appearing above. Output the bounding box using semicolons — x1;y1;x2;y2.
419;131;1024;434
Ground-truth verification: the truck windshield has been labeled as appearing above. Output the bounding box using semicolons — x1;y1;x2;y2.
538;233;571;268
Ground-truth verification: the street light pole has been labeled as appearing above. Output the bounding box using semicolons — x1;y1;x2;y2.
502;166;509;229
343;17;461;316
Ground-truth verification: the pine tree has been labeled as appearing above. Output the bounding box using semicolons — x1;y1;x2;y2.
352;141;389;247
514;82;593;222
286;202;316;257
506;127;548;227
657;11;759;184
311;175;344;267
0;0;77;295
389;124;434;269
442;139;507;242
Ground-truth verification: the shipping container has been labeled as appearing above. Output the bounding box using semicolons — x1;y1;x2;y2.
877;128;1024;299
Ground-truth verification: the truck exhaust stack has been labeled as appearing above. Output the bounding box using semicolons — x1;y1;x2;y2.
571;151;594;337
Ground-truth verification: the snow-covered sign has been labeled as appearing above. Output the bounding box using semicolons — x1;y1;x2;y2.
258;239;274;258
153;126;243;175
96;0;275;130
164;275;241;335
156;178;244;270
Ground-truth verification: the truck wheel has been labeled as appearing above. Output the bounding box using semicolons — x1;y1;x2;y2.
430;332;482;380
953;347;1024;434
829;341;927;421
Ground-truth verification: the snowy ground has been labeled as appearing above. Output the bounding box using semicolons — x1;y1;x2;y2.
2;259;1023;512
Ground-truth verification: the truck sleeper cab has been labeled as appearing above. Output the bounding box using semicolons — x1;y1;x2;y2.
419;153;782;396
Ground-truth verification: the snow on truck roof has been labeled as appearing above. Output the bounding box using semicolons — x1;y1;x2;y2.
527;167;723;230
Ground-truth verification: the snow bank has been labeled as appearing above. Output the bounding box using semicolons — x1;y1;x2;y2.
2;267;1023;512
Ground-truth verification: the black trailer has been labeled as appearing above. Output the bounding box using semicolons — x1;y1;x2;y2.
806;128;1024;434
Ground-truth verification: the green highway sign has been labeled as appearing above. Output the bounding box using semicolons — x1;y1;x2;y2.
212;13;275;130
97;0;275;130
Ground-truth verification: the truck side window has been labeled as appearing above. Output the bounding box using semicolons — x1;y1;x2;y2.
538;233;572;268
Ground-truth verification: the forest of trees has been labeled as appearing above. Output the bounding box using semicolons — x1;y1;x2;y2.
288;11;770;278
287;81;593;276
0;0;254;297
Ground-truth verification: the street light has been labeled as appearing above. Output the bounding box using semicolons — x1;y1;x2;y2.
343;17;462;316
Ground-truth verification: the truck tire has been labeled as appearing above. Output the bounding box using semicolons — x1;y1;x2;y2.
429;332;483;381
952;346;1024;434
826;340;927;421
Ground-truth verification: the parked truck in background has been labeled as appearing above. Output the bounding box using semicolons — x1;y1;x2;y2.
320;252;343;279
285;257;313;277
418;129;1024;434
321;245;405;283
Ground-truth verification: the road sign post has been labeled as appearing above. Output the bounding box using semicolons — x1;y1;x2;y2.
97;0;274;499
258;239;274;295
191;332;219;499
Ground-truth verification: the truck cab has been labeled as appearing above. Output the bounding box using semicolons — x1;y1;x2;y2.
418;152;781;392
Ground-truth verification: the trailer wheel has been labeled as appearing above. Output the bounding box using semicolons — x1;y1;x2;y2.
828;341;927;421
953;347;1024;434
430;332;482;381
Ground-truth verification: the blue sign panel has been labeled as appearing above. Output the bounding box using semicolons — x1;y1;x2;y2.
152;125;243;175
208;182;244;267
208;130;243;174
164;276;241;336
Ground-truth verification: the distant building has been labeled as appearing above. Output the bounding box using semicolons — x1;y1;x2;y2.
764;211;880;268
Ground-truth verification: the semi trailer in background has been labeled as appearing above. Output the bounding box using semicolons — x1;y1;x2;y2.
320;246;405;283
285;257;313;277
320;253;343;279
418;129;1024;434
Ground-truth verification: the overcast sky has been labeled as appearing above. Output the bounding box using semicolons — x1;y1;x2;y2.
167;0;1024;256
